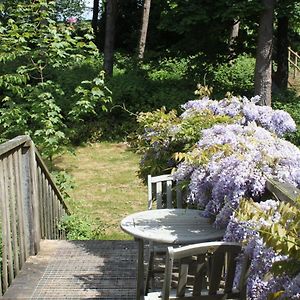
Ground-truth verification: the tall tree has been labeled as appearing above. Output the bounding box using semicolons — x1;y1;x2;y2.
92;0;100;48
103;0;117;76
229;18;240;57
254;0;275;106
274;16;289;90
273;1;300;91
138;0;151;60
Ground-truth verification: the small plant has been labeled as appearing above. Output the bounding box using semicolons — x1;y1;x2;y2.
194;83;213;98
52;170;75;199
58;214;105;240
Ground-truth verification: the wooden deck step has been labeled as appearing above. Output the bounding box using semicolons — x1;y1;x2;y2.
3;240;138;299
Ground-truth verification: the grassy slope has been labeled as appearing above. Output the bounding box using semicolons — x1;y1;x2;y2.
54;142;147;240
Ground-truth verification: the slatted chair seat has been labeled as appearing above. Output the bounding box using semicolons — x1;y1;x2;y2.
145;241;250;300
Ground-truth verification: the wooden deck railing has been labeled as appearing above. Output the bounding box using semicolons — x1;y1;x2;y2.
266;177;300;208
0;136;69;295
288;47;300;80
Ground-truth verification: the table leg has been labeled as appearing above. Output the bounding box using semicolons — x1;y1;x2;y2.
135;237;144;300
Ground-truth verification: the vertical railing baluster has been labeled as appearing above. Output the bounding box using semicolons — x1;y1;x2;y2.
2;157;14;286
15;149;26;268
0;159;9;292
8;154;20;276
37;166;44;239
28;141;41;253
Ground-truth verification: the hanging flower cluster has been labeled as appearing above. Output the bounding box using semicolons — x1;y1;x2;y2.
174;123;300;227
224;199;299;300
181;96;296;136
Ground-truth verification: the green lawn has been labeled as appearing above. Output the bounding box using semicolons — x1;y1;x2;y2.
54;142;147;240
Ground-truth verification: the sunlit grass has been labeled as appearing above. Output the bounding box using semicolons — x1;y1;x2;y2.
55;142;147;239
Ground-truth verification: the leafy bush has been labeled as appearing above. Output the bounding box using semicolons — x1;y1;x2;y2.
59;214;105;240
273;91;300;147
95;55;194;140
212;54;255;97
0;1;111;158
147;57;190;81
129;105;234;181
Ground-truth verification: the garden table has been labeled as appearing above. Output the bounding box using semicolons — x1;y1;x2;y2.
120;208;225;300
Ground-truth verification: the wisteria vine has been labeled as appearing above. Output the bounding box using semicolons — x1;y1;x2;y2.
134;95;299;299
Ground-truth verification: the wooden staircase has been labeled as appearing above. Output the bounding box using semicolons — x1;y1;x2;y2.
288;47;300;92
0;136;138;299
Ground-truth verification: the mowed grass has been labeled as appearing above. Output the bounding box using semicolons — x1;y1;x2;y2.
54;142;147;240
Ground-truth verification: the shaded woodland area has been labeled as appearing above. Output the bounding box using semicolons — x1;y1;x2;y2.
0;0;300;155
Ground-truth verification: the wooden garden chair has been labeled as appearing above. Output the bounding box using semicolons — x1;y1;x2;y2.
145;241;250;300
146;174;187;292
147;174;185;210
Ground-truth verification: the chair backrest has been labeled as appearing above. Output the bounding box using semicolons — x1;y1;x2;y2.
147;174;186;210
161;242;249;300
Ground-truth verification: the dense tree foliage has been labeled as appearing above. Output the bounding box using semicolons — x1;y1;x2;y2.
0;0;299;145
0;0;111;159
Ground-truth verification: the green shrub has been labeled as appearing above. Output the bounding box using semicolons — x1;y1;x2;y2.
212;54;255;97
52;170;75;199
59;214;105;240
0;1;111;158
147;57;190;81
273;91;300;147
129;106;233;181
98;55;194;140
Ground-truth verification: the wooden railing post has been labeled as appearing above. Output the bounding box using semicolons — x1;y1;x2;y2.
22;140;41;256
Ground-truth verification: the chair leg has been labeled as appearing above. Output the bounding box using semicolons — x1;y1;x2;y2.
145;249;154;294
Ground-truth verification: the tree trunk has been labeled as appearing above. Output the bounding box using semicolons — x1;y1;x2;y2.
92;0;99;34
138;0;151;60
103;0;117;76
274;16;289;90
254;0;275;106
92;0;100;48
229;18;240;58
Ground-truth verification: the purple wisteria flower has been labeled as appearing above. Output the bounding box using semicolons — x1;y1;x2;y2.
284;274;300;299
174;123;300;227
180;96;296;136
224;211;294;300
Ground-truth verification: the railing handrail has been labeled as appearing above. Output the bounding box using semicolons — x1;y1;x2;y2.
0;135;30;157
34;149;70;214
0;136;69;296
288;47;300;78
266;177;300;208
288;46;300;59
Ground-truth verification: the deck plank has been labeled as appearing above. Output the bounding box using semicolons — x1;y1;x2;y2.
3;240;138;299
